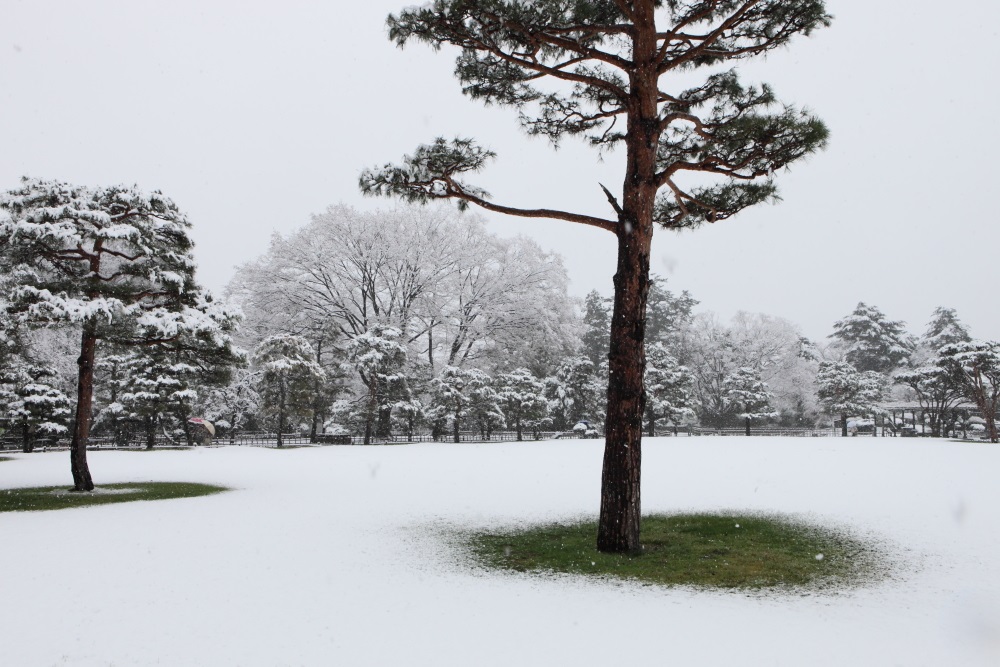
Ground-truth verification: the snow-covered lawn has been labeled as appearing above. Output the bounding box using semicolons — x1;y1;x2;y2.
2;437;998;666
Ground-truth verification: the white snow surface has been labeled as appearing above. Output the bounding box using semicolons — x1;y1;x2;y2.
2;437;999;666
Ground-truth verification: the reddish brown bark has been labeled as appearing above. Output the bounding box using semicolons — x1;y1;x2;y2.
597;4;659;554
70;325;97;491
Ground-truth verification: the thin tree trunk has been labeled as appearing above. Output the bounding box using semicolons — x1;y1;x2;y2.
145;417;157;450
745;416;751;437
70;324;98;491
22;424;33;454
277;383;286;448
841;412;848;437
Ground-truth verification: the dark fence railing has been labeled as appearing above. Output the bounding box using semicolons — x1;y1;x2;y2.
1;426;850;452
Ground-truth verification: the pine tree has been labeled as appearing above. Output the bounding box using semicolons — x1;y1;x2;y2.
723;367;776;435
428;366;475;443
937;341;1000;443
496;368;549;441
362;1;831;553
545;357;604;431
816;361;885;437
344;326;408;445
643;342;694;436
254;335;326;448
830;302;914;374
645;275;698;348
0;364;70;453
467;371;506;440
0;178;240;490
894;364;965;437
924;307;971;352
581;291;611;370
203;368;261;444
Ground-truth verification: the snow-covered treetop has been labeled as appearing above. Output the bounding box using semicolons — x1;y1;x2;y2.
924;307;971;352
815;361;885;415
830;302;914;374
254;334;326;380
0;177;241;352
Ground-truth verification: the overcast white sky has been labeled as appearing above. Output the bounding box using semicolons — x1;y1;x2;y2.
2;1;998;342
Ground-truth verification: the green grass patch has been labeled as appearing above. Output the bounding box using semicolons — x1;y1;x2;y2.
0;482;227;513
0;456;13;463
465;513;885;590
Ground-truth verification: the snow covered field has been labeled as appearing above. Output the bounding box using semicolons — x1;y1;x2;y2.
2;437;998;666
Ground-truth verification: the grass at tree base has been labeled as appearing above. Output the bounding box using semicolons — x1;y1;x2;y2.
465;513;886;590
0;482;227;512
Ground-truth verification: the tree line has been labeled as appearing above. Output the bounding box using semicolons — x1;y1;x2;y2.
6;183;999;488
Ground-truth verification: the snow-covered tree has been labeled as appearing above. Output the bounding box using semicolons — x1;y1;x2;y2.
428;366;474;443
391;396;426;442
645;276;698;349
924;307;971;352
830;303;915;374
545;357;604;431
0;178;240;490
114;350;202;449
682;312;814;427
937;341;1000;442
0;364;70;452
643;342;694;436
894;364;966;437
203;368;261;444
581;291;611;370
723;367;777;435
254;335;326;447
467;372;505;440
343;326;407;445
816;362;886;436
495;368;549;441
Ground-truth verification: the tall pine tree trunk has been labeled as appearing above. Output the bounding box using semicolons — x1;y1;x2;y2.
599;218;652;554
745;416;752;437
597;10;658;555
70;323;98;491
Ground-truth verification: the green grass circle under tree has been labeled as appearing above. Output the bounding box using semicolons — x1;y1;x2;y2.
465;513;886;590
0;482;227;513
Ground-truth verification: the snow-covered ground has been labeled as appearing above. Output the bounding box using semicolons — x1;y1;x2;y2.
2;437;998;666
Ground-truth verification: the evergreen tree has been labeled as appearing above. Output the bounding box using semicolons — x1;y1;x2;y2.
894;364;966;437
254;335;326;448
343;325;408;445
830;302;914;373
580;290;611;370
924;307;971;352
203;368;261;444
723;367;777;435
496;368;549;441
467;372;505;440
645;275;698;348
115;350;201;449
0;364;70;453
545;357;604;431
937;341;1000;443
643;342;694;436
428;366;474;443
0;178;239;489
362;1;831;553
816;361;885;437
